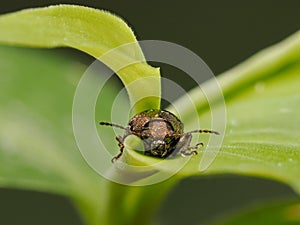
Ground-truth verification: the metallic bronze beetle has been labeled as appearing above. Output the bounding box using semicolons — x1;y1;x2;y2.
100;109;219;162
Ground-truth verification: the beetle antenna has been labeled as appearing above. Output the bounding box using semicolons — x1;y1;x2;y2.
99;122;127;130
187;129;220;135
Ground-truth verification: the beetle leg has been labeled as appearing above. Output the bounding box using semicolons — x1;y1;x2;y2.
181;142;204;156
180;133;198;157
170;133;194;157
170;133;189;156
175;128;219;157
188;142;204;150
111;135;125;163
174;133;205;157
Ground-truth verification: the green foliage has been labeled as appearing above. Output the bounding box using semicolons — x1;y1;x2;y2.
0;4;160;114
213;200;300;225
0;4;299;225
0;45;172;225
126;31;300;194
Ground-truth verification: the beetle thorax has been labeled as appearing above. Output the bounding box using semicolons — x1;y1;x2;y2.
148;119;172;139
124;109;186;158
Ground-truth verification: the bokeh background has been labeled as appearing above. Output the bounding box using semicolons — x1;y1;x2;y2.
0;1;300;225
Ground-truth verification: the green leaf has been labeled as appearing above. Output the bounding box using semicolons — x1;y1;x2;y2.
124;30;300;193
182;30;300;193
0;46;172;225
212;200;300;225
0;46;103;223
0;4;160;114
1;5;300;225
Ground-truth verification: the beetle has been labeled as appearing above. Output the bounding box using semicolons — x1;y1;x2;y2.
100;109;219;162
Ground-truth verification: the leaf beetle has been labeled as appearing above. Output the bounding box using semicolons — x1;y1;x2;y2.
100;109;219;162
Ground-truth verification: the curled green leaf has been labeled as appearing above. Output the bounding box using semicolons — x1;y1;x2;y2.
0;4;161;113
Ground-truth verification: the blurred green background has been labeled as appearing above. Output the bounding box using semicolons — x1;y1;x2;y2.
0;1;299;225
